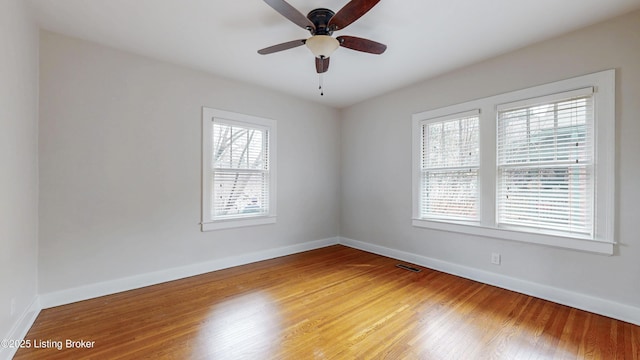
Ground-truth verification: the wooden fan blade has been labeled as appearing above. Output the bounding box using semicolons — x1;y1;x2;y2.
337;36;386;54
328;0;380;31
315;57;330;73
263;0;315;31
258;39;306;55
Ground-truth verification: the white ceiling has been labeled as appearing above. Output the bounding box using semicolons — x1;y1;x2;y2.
27;0;640;108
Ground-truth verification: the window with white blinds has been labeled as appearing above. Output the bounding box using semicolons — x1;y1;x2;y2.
419;110;480;221
202;108;276;231
212;121;270;219
497;88;593;236
412;70;615;254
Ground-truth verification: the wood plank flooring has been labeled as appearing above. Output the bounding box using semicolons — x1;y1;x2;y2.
14;245;640;359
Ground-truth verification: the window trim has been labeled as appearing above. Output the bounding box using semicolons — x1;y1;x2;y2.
412;70;615;254
201;107;277;231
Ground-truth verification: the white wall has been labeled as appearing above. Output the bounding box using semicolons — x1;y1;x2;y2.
38;32;341;294
0;0;40;350
28;5;640;328
340;11;640;310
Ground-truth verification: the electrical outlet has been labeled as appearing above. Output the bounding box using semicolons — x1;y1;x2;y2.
491;253;501;265
10;298;16;316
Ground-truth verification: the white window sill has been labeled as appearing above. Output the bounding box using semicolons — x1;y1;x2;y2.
412;218;614;255
202;216;276;231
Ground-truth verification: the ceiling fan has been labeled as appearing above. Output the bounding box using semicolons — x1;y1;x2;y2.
258;0;387;75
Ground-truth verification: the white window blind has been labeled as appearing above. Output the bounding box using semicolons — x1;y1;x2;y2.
497;88;594;237
420;111;480;221
212;120;270;220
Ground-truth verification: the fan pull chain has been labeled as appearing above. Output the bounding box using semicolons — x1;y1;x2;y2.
319;73;324;96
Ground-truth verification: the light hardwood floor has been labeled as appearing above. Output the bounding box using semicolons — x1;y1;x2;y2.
15;245;640;359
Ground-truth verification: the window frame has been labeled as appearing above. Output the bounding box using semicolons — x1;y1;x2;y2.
201;107;277;231
412;70;615;254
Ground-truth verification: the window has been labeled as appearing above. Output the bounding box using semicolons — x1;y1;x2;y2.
497;88;593;237
419;110;480;222
202;108;276;231
412;70;615;254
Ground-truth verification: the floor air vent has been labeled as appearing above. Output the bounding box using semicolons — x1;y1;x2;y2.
396;264;421;273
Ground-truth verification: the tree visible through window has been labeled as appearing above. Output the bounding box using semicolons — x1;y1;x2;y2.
419;111;479;221
201;107;276;231
212;121;269;219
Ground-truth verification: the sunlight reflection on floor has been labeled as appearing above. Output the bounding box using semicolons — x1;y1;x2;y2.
198;291;281;358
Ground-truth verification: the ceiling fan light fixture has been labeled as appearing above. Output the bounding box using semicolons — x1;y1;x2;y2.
306;35;339;58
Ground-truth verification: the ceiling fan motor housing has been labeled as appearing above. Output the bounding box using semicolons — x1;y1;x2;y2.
307;8;335;35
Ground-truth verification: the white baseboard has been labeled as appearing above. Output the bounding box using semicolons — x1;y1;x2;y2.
338;236;640;326
1;296;41;360
23;234;640;354
40;237;339;309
